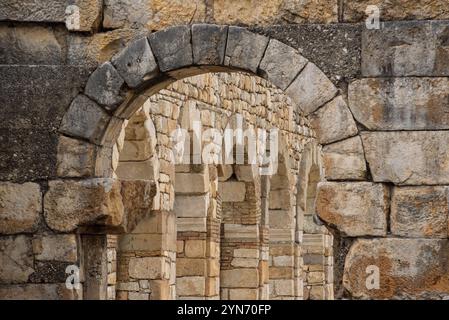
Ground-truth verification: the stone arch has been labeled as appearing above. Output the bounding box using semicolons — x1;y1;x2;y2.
52;24;358;300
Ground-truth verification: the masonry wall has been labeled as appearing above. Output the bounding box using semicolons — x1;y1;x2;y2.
1;0;449;300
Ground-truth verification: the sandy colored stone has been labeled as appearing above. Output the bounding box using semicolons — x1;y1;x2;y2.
362;131;449;185
316;182;389;237
177;276;205;296
344;0;449;22
128;257;167;280
44;179;124;232
229;288;259;300
184;240;206;258
33;234;78;262
0;236;34;284
219;181;246;202
220;268;259;288
344;238;449;299
322;136;367;180
176;258;207;277
175;172;209;194
57;136;96;177
349;78;449;130
0;182;41;234
391;186;449;238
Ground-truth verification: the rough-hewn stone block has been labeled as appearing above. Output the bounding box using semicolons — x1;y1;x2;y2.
344;0;449;22
344;238;449;299
176;258;207;276
184;240;206;258
84;62;125;110
112;37;159;88
44;179;124;232
316;182;389;237
192;24;228;66
174;194;209;218
349;78;449;130
175;172;209;194
258;39;308;90
0;182;41;234
32;234;78;262
322;136;367;181
285;63;337;115
391;186;449;238
148;26;193;72
362;21;449;77
60;95;110;144
224;27;269;73
219;181;246;202
362;131;449;185
221;269;259;288
128;257;167;280
0;236;34;284
309;96;358;144
56;136;96;177
177;276;205;296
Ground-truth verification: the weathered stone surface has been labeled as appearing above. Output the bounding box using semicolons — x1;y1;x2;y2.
309;96;358;144
175;172;209;194
60;95;110;144
44;179;124;232
177;217;207;233
0;236;34;283
103;0;205;31
391;186;449;238
219;181;246;202
322;136;367;181
349;78;449;130
112;37;158;88
120;180;154;232
253;24;361;85
129;257;167;279
344;238;449;299
56;136;96;177
258;39;308;90
221;269;259;288
176;258;206;276
224;27;269;73
0;25;64;64
0;283;82;300
362;131;449;185
177;276;205;296
214;0;337;25
0;182;41;234
174;195;209;218
192;24;228;66
316;182;389;237
33;234;78;262
362;21;449;77
286;63;337;115
344;0;449;22
148;26;193;72
184;240;206;258
85;62;125;110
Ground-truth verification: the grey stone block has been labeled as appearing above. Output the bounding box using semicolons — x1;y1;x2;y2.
362;20;449;77
258;38;308;90
148;25;193;72
225;26;269;73
112;37;159;88
192;24;228;65
85;62;125;110
60;94;110;144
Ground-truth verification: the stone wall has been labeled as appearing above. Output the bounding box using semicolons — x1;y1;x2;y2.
1;1;449;301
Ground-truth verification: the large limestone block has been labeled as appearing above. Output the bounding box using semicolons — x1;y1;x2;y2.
218;181;246;202
176;258;207;277
391;186;449;238
175;172;209;194
309;96;358;145
33;234;78;262
221;268;259;288
361;21;449;77
224;27;269;73
0;182;41;234
322;136;367;181
258;39;308;90
349;78;449;130
177;276;205;296
148;26;193;72
344;0;449;22
84;62;125;110
285;63;337;115
344;238;449;299
44;179;124;232
59;94;110;144
56;136;96;177
362;131;449;185
0;236;34;284
120;180;155;232
112;37;159;89
174;194;209;218
192;24;228;66
128;257;167;280
316;182;389;237
0;283;82;300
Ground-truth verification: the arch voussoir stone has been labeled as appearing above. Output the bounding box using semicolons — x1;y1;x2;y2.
192;24;228;65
